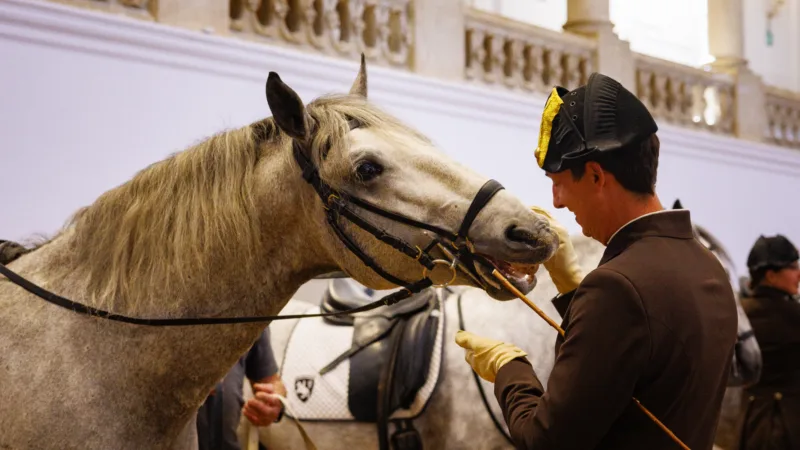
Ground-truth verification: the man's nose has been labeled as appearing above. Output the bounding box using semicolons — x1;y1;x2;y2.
552;187;564;209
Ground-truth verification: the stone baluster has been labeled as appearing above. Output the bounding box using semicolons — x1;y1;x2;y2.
504;39;524;89
485;32;505;84
523;44;546;92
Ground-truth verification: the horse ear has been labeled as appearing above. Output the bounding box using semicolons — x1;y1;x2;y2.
265;72;309;141
349;53;368;98
672;199;683;210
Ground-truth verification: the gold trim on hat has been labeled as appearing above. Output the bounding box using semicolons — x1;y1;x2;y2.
535;87;564;168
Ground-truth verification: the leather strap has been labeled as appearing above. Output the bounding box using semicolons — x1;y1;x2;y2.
457;179;504;239
0;262;428;326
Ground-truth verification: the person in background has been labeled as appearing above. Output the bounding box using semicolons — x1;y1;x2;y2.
735;234;800;450
197;328;287;450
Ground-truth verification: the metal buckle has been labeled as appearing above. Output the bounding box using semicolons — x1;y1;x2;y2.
422;258;458;288
323;193;340;211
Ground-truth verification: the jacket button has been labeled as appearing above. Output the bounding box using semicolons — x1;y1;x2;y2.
774;392;783;400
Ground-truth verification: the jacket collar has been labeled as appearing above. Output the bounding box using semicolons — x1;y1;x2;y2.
752;285;795;302
599;210;695;266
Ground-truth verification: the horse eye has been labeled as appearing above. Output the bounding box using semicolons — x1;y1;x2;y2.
355;161;384;182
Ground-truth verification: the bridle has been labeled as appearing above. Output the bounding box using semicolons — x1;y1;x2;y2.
0;119;506;326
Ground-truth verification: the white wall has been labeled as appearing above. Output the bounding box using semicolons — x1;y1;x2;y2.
2;0;799;274
610;0;713;67
471;0;567;32
743;0;800;91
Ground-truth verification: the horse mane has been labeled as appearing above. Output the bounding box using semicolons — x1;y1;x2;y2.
56;94;431;314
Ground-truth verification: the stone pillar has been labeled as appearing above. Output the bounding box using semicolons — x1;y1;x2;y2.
562;0;636;91
707;0;747;71
707;0;766;142
410;0;465;81
152;0;229;34
564;0;611;27
732;68;768;142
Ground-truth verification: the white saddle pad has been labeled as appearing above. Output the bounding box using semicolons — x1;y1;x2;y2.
280;290;446;421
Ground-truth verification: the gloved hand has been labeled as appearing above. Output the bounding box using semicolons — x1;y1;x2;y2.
530;205;584;294
454;330;527;383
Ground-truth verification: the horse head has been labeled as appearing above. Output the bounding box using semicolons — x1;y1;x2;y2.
263;55;558;300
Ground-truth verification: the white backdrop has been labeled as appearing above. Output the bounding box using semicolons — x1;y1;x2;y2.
1;0;799;275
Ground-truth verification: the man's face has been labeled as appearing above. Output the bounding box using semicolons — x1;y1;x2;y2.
766;261;800;296
546;165;601;240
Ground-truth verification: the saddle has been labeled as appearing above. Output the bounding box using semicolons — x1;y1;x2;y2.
319;278;441;450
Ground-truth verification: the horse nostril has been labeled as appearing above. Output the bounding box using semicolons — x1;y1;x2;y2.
505;224;538;245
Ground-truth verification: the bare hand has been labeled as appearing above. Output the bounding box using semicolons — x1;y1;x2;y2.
242;383;283;427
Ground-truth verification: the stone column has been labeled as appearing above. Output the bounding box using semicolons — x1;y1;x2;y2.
152;0;229;35
707;0;767;142
707;0;747;70
562;0;636;91
410;0;465;81
564;0;611;28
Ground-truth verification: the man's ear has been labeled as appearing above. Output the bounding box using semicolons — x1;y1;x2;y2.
585;161;605;186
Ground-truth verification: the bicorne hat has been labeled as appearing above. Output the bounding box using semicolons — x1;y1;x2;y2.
534;73;658;173
747;234;799;273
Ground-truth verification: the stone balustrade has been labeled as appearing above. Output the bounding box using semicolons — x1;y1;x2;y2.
229;0;411;68
635;55;735;136
765;86;800;148
30;0;800;151
465;8;595;92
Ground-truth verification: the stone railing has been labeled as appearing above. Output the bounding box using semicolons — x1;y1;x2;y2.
29;0;800;151
635;55;736;136
229;0;412;68
464;8;595;93
765;86;800;148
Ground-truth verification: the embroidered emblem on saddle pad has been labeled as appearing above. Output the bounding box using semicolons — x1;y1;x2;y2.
294;377;315;403
280;281;445;422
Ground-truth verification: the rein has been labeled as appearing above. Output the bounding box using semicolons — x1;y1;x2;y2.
0;120;505;326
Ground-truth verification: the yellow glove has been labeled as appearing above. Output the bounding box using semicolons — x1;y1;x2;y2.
530;205;584;294
454;330;527;383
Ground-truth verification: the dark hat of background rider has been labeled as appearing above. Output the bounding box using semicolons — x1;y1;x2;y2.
746;234;799;273
534;72;658;173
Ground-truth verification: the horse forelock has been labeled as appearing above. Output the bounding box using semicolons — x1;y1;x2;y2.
304;94;435;187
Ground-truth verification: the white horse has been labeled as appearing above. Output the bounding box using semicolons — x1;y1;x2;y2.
258;207;749;450
0;56;559;450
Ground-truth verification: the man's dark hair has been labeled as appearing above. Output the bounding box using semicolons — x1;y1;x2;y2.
749;267;768;289
569;134;660;195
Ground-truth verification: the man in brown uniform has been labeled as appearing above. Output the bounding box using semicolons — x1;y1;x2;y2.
735;235;800;450
455;73;739;449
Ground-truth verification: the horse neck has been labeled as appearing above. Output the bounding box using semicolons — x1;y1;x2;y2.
35;148;336;321
2;142;341;437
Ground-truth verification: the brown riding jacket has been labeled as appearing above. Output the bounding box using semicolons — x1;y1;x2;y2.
735;285;800;450
494;210;738;450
